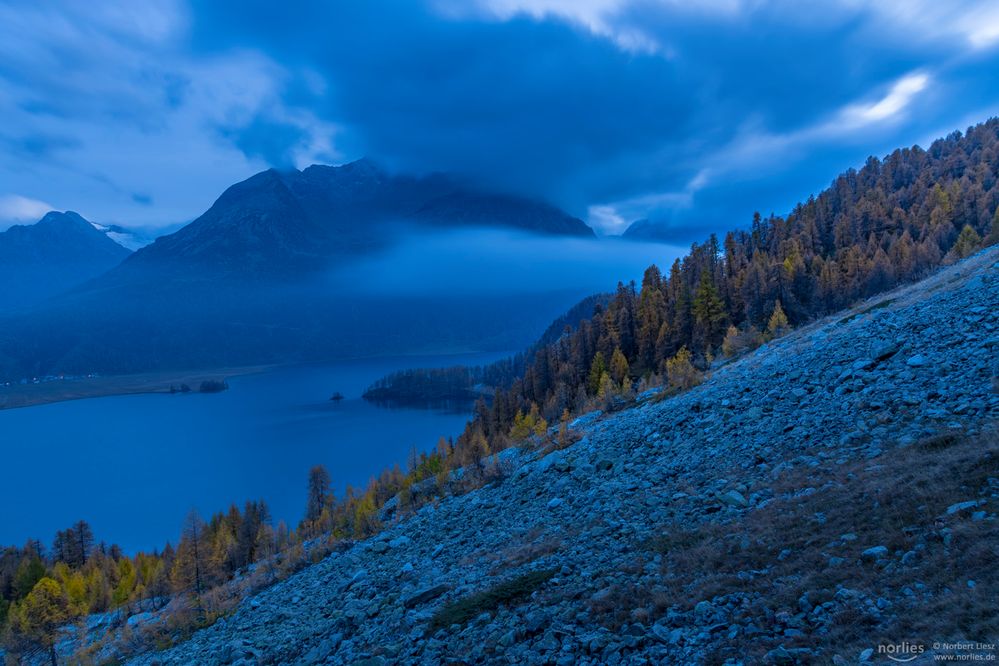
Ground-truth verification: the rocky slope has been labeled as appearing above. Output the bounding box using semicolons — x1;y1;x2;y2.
131;247;999;665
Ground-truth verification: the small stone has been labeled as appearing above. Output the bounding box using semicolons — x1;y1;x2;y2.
524;611;549;634
906;354;927;367
765;645;794;665
945;500;979;515
861;545;889;561
547;497;564;509
719;490;749;508
403;584;450;608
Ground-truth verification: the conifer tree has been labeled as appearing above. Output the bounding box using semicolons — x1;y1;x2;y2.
766;300;790;338
304;466;332;535
10;577;70;666
665;347;701;391
986;208;999;246
948;224;982;260
587;352;607;395
692;272;727;350
171;510;208;603
610;347;629;386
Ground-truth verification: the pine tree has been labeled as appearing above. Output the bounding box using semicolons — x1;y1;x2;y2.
587;351;606;395
692;272;727;350
13;556;46;599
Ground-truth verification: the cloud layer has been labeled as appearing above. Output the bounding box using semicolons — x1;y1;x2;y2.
2;0;998;238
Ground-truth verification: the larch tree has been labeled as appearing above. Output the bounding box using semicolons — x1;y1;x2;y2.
304;465;332;534
766;300;790;338
948;224;982;260
587;351;607;395
609;347;630;386
171;510;208;603
10;577;71;666
986;208;999;246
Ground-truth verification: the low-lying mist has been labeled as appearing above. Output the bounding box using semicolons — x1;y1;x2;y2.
327;228;685;296
0;228;685;379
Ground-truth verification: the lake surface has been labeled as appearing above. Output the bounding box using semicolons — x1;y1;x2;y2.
0;352;508;553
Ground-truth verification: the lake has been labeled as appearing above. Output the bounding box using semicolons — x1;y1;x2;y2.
0;352;508;553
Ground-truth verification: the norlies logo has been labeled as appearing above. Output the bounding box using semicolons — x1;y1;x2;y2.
879;642;926;662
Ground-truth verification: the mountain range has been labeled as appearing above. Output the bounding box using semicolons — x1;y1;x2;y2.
0;160;596;379
0;211;131;312
110;159;592;281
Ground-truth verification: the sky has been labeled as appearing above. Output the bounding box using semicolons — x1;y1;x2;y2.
2;1;999;240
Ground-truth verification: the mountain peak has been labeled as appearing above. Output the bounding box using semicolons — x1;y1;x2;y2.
117;161;593;279
0;210;131;311
37;210;93;230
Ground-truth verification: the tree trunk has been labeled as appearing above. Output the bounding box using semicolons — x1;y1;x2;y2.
50;642;58;666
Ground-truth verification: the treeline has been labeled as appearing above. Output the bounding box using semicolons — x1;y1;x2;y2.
0;462;445;663
363;364;512;406
363;294;612;405
0;501;288;662
438;118;999;464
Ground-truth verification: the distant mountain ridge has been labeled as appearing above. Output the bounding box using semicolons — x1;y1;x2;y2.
621;218;672;242
113;159;592;280
0;162;595;378
0;211;131;311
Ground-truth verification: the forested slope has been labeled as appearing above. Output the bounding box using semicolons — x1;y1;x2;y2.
449;118;999;465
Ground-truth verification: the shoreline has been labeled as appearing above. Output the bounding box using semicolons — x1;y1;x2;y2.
0;365;273;411
0;349;514;412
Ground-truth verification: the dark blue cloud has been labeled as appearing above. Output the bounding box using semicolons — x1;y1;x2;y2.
185;0;999;236
221;115;312;168
3;1;999;236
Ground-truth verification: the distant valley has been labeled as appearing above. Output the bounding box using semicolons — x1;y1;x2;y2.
0;160;621;383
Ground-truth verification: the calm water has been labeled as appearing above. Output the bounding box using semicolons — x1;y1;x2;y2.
0;352;507;553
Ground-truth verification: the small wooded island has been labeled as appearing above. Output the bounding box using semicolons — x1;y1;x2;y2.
197;379;229;393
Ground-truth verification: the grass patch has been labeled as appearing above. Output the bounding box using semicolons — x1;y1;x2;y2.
838;298;896;324
616;425;998;663
430;569;557;632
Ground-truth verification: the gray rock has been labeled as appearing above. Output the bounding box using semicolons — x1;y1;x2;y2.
945;500;979;515
861;545;889;562
719;490;749;508
402;584;450;609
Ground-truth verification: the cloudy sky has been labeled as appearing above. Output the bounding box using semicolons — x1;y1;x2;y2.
2;1;999;238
